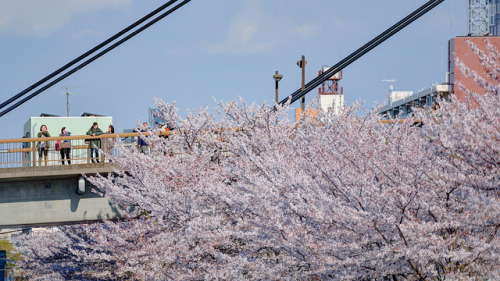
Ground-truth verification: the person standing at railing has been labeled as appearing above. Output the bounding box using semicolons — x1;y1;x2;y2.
159;123;171;140
36;125;50;166
432;102;442;117
102;125;115;162
59;127;72;165
86;122;103;163
138;122;149;154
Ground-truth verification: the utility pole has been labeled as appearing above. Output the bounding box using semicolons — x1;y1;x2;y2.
61;86;77;117
297;55;307;111
65;87;70;117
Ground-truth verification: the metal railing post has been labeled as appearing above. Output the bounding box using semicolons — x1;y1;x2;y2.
32;141;36;167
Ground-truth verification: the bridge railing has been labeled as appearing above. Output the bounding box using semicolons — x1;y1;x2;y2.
0;132;164;168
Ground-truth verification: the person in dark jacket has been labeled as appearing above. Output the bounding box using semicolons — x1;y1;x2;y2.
86;122;103;163
37;125;51;166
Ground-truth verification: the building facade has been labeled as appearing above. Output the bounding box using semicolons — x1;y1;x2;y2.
489;0;500;35
449;36;500;101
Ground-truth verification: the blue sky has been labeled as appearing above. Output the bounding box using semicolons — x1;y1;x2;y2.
0;0;467;139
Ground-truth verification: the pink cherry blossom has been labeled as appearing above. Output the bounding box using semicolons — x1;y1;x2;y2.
16;41;499;280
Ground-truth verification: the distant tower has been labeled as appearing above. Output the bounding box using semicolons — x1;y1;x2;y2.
468;0;500;36
469;0;489;35
318;65;344;115
382;79;396;104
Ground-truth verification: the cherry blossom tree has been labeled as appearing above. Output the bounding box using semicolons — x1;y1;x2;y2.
17;40;499;280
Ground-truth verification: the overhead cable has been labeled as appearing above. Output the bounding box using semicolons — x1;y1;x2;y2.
277;0;445;107
0;0;191;117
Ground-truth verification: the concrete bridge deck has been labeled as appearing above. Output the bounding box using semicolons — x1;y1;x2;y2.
0;163;124;228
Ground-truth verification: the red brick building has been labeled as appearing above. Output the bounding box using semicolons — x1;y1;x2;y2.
449;36;500;101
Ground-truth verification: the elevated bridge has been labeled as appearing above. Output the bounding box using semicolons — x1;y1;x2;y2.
0;133;146;228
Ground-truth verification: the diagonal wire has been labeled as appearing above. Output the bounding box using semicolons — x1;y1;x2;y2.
0;0;186;115
0;0;179;111
277;0;445;107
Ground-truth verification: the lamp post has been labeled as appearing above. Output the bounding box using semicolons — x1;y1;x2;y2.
273;71;283;104
297;55;307;111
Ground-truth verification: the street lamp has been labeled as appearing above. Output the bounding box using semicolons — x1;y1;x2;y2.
297;55;307;111
273;70;283;104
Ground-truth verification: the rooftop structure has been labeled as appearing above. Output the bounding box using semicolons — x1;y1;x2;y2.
379;83;451;119
317;66;344;115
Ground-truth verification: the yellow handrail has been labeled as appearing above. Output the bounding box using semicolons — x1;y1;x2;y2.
0;131;172;144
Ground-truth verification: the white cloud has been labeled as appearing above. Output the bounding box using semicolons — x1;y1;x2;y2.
206;17;272;55
205;1;323;56
0;0;131;37
229;19;258;44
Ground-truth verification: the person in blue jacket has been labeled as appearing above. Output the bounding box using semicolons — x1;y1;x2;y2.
138;122;149;154
59;127;71;165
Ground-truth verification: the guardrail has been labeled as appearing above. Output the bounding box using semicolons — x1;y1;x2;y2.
0;132;168;169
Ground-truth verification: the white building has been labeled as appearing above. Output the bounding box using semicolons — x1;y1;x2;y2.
21;113;113;166
23;113;112;139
